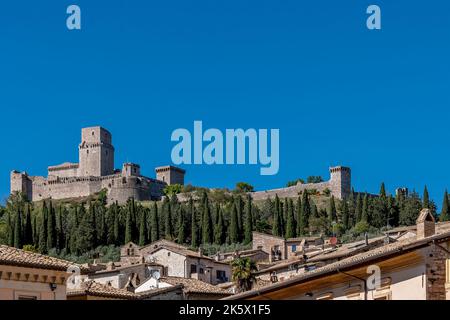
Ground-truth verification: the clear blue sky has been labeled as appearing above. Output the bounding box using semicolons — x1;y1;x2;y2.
1;1;449;207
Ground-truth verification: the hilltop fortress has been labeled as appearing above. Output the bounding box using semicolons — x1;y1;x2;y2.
11;127;185;204
10;126;351;204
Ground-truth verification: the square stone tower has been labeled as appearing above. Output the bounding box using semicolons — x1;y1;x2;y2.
155;166;185;185
329;166;351;199
78;127;115;177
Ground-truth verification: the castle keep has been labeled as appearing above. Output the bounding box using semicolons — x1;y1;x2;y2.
11;127;185;204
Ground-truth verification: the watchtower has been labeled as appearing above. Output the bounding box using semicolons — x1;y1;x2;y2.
329;166;351;199
78;127;115;177
155;166;185;185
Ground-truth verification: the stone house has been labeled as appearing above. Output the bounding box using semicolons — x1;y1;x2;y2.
225;209;450;300
120;240;232;285
252;232;325;262
135;276;232;300
67;279;183;300
0;245;84;300
84;262;165;291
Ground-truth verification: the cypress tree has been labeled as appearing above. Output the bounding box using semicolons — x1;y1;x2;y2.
125;203;133;243
75;203;96;253
190;198;199;247
342;200;349;230
6;211;14;247
113;203;120;244
272;195;283;237
244;195;253;244
165;201;173;240
214;205;225;245
56;206;64;251
347;192;356;227
32;212;38;247
379;182;386;197
236;196;243;241
177;206;186;244
328;196;337;223
13;208;22;249
423;186;430;209
38;202;48;253
296;196;302;235
151;201;160;242
285;198;296;238
361;193;369;222
300;191;311;234
202;197;213;244
47;201;56;250
355;194;362;223
24;204;33;246
440;190;450;222
230;203;239;243
139;209;147;246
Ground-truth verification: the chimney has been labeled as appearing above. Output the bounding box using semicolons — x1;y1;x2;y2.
364;232;369;246
198;247;203;257
416;208;435;239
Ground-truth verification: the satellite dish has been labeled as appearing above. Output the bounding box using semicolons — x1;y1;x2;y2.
153;271;161;280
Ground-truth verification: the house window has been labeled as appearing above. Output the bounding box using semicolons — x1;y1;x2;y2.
199;268;204;274
18;295;38;300
190;264;197;274
216;270;227;282
167;252;171;257
292;245;297;252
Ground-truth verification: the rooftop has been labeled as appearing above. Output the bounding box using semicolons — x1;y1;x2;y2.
224;228;450;300
67;280;138;300
0;245;87;272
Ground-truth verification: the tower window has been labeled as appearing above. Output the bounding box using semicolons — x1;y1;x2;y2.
92;131;95;136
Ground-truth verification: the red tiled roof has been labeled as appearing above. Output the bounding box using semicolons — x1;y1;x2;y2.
0;245;86;272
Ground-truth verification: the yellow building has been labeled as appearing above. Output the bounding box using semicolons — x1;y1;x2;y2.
0;245;83;300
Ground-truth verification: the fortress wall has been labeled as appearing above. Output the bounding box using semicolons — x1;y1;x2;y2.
108;176;165;204
251;181;331;201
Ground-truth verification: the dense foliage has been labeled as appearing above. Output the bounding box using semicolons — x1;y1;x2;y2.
0;183;447;261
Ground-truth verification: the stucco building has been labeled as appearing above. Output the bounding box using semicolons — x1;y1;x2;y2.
0;245;85;300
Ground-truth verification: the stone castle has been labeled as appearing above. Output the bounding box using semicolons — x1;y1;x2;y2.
11;127;185;204
10;126;351;204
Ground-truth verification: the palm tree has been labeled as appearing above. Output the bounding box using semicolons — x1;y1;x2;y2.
231;257;257;293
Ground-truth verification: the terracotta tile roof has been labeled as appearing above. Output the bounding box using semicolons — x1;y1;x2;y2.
136;284;183;298
150;246;231;265
224;229;450;300
67;280;139;300
0;245;86;272
161;276;232;296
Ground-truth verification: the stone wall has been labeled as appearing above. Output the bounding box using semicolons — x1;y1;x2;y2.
426;242;449;300
251;166;351;201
